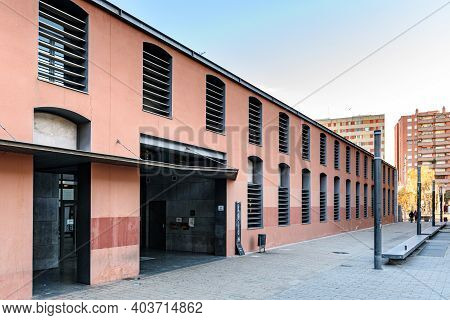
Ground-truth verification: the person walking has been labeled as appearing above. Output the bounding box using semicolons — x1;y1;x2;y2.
414;210;418;222
409;210;414;223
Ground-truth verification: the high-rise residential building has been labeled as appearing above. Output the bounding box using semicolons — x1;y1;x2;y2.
395;107;450;188
317;114;385;158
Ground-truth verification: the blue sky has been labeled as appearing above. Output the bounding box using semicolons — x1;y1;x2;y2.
109;0;450;163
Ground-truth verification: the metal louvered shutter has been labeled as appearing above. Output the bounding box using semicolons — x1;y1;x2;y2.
143;44;172;117
279;113;289;153
278;186;289;225
38;0;88;91
206;76;225;133
249;98;262;145
248;183;262;228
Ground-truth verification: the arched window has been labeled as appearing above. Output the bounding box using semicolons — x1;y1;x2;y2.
278;164;290;225
334;140;340;170
279;113;289;154
205;75;225;133
355;182;360;219
320;173;327;222
302;124;310;160
345;179;351;220
364;155;368;179
346;146;351;173
247;157;263;228
334;177;340;221
302;169;311;224
38;0;88;91
249;97;262;145
356;151;360;176
383;188;386;216
320;133;327;166
371;185;375;217
143;43;172;117
364;184;368;218
33;108;91;151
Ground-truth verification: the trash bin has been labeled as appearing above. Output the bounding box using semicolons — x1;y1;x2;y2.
258;234;266;253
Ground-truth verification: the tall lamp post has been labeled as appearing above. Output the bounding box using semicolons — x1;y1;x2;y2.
374;130;382;270
432;180;436;227
417;166;422;235
439;186;443;223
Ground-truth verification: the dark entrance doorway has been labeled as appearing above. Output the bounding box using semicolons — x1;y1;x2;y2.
32;164;91;298
141;201;166;251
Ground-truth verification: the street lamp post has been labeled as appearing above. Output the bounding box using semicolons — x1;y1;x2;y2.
432;180;436;227
417;166;422;235
374;130;382;270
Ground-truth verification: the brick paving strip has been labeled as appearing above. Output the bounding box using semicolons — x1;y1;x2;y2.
47;222;450;300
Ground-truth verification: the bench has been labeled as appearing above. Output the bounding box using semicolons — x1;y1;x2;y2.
382;235;429;260
422;224;444;237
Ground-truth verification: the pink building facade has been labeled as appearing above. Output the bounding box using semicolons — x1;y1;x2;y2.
0;0;396;299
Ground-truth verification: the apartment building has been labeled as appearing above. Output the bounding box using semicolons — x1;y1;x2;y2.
0;0;396;299
395;107;450;187
318;115;385;159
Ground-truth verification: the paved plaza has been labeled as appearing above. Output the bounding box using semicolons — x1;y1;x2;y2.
41;222;450;300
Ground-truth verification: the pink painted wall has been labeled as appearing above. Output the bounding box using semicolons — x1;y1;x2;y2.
0;153;33;299
90;163;140;284
0;0;396;298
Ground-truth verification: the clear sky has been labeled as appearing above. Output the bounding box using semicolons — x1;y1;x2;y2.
109;0;450;164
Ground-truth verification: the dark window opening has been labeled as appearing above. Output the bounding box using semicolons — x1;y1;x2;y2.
248;97;262;146
38;0;88;91
355;151;360;177
143;43;172;117
320;133;327;165
320;173;327;222
364;155;368;179
206;75;225;133
248;156;263;228
302;169;311;224
355;182;360;219
278;164;290;226
334;177;340;221
346;146;351;173
334;141;340;170
279;113;289;154
302;124;310;160
346;180;351;220
364;184;368;218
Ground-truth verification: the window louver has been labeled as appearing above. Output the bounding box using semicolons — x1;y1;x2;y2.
371;159;374;180
205;75;225;133
279;113;289;153
388;189;391;215
346;180;351;220
320;174;327;222
364;184;368;218
334;177;340;221
334;141;340;170
364;156;368;179
355;151;360;176
278;164;290;226
247;183;262;228
302;125;310;160
388;168;391;185
302;169;311;224
392;190;395;214
143;43;172;117
383;188;386;216
383;166;386;184
371;185;374;217
248;97;262;145
320;134;326;166
355;183;360;219
38;0;88;91
278;186;289;225
346;146;351;173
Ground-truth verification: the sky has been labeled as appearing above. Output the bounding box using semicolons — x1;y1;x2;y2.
109;0;450;164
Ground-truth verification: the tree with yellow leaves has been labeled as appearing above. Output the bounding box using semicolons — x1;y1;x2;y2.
398;166;438;217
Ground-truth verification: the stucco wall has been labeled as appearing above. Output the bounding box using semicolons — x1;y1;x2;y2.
0;153;33;299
